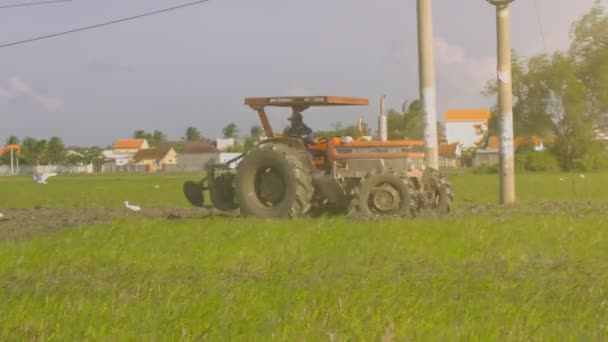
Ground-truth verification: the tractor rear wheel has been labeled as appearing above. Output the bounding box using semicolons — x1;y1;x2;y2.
235;143;314;218
420;168;454;215
351;171;418;218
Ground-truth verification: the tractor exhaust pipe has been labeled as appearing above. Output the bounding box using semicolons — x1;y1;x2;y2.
378;95;387;142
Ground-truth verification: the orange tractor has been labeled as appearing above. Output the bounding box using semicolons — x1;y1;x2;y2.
184;96;453;218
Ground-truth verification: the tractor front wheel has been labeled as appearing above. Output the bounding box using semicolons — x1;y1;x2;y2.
351;171;418;218
420;168;454;215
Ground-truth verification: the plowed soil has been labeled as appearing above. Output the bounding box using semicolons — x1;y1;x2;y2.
1;201;606;241
0;206;235;241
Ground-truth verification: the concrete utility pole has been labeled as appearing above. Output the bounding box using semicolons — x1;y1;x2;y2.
378;95;387;142
417;0;439;169
10;147;14;175
488;0;516;204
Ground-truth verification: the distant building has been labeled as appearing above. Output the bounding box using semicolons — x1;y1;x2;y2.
594;128;608;142
219;152;243;169
474;136;555;167
438;142;461;168
214;138;235;151
445;109;491;148
113;139;149;155
133;147;177;172
486;136;553;151
175;141;219;171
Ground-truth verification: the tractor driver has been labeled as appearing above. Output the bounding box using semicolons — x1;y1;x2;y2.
284;109;315;145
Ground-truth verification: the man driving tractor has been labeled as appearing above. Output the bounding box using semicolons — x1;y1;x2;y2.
283;108;315;145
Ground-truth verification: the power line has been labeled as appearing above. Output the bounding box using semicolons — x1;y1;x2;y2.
0;0;210;49
532;0;548;53
0;0;71;9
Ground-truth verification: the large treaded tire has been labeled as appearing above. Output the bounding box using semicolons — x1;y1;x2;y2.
420;168;454;215
235;143;314;218
350;170;418;218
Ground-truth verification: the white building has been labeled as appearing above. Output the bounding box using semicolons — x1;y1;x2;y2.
215;138;235;151
444;109;491;148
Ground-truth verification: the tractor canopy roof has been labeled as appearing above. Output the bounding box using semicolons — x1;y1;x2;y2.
245;96;369;111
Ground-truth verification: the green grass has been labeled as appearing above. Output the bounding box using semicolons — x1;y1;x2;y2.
1;171;608;339
0;173;201;208
1;216;607;340
1;171;606;208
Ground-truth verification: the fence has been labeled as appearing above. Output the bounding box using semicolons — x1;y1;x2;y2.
0;164;95;176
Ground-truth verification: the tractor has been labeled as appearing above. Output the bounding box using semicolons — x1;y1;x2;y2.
183;96;453;218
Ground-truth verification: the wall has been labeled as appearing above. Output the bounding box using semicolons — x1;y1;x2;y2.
474;150;500;167
439;157;460;169
445;121;487;148
159;149;178;165
175;153;218;172
0;164;94;175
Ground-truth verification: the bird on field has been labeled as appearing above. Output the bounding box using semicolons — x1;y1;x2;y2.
0;212;4;220
559;177;565;181
33;172;57;184
154;185;160;189
124;201;141;212
580;174;586;179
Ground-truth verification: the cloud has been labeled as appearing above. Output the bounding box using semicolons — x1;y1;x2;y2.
388;36;496;118
0;77;63;110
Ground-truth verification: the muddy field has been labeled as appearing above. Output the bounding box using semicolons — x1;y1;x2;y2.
0;206;236;241
2;201;607;241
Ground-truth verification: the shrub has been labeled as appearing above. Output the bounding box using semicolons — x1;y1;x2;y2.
572;142;608;171
473;164;498;174
515;147;560;172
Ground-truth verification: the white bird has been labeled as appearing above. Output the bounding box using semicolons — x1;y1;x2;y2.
154;185;160;189
580;174;586;179
0;212;4;220
124;201;141;212
33;172;57;184
559;177;565;181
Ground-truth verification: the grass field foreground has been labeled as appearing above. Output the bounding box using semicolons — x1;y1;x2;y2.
1;172;608;339
1;215;608;339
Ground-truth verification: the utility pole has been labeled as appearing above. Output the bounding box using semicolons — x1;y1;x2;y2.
378;95;387;142
488;0;516;204
10;147;14;175
417;0;439;169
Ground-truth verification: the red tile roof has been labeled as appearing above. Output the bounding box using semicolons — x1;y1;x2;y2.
114;139;146;149
439;143;459;157
133;147;173;162
445;109;492;122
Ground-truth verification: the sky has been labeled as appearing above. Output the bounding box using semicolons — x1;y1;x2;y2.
0;0;601;146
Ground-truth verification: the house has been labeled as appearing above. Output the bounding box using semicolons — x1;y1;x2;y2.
474;136;555;167
486;136;554;151
132;146;177;172
214;138;235;151
176;141;219;171
444;109;491;148
113;139;149;155
438;142;462;168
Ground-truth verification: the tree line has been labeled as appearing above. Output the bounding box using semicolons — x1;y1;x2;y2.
482;1;608;171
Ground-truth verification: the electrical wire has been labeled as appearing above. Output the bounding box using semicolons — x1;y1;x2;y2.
0;0;209;49
532;0;548;53
0;0;71;9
